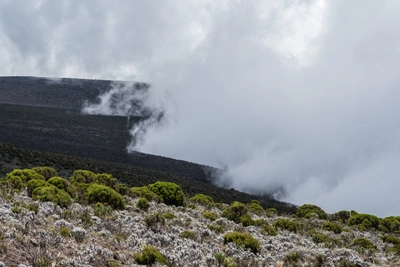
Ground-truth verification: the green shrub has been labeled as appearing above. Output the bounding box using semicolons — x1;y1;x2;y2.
380;216;400;233
93;202;113;218
60;227;72;238
148;181;185;206
207;224;225;234
70;170;97;184
284;252;302;266
137;197;150;211
240;214;255;227
181;230;196;240
6;169;45;189
32;167;58;180
266;208;278;216
80;210;93;228
11;205;21;214
273;219;300;233
308;230;339;248
162;212;176;220
381;235;400;245
352;238;377;251
32;186;72;208
331;210;351;224
323;221;342;234
261;224;277;236
118;184;129;196
190;194;214;207
107;260;119;267
130;186;159;202
85;184;125;210
47;176;75;197
348;213;380;231
223;232;260;254
74;182;90;203
27;179;50;197
221;201;247;223
247;200;264;216
145;213;165;232
22;203;38;214
95;173;118;189
203;211;218;221
133;246;167;265
296;204;328;220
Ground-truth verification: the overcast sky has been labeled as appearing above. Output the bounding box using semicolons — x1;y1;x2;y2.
1;0;400;217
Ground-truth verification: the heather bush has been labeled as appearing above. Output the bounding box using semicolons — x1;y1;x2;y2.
380;216;400;233
134;246;167;265
181;230;196;240
348;213;380;231
32;186;72;208
323;221;342;234
261;224;278;236
95;173;118;189
118;184;129;196
27;179;50;197
137;197;150;211
6;169;45;189
130;186;159;202
47;176;75;197
296;204;328;220
381;235;400;245
273;218;300;233
331;210;351;224
32;166;58;180
190;193;214;207
162;212;176;220
203;211;218;221
148;181;185;206
70;170;97;184
145;213;165;232
223;232;260;254
247;200;264;216
352;237;377;251
222;201;252;225
60;227;72;238
308;230;339;248
85;184;125;210
93;202;113;218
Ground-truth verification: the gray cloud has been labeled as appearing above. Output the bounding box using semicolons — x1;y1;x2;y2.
1;0;400;216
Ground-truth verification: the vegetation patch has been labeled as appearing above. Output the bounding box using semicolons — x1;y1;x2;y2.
32;185;72;208
323;221;342;234
85;183;125;210
148;181;185;206
133;246;167;265
223;231;260;254
190;193;215;207
296;204;328;220
273;219;300;233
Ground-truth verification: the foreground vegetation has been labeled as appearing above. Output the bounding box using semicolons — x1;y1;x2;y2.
0;167;399;266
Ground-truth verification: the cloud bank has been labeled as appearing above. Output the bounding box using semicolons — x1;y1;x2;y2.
1;0;400;216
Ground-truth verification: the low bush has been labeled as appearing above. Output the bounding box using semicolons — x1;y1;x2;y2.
32;166;58;180
60;227;72;238
145;213;165;232
27;179;50;197
380;216;400;233
95;173;118;189
224;232;260;254
137;197;150;211
93;202;113;218
296;204;328;220
261;224;278;236
190;193;214;207
6;169;45;189
284;252;303;266
134;246;167;265
323;221;342;234
247;200;264;216
47;176;75;197
331;210;351;224
203;211;218;221
181;230;196;240
381;235;400;245
221;201;247;223
352;237;377;251
118;184;129;196
273;219;300;233
85;184;125;210
70;170;97;184
130;186;159;202
32;186;72;208
207;224;225;234
348;213;380;231
148;181;185;206
162;212;176;220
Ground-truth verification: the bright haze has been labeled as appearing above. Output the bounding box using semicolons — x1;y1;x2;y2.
1;1;400;216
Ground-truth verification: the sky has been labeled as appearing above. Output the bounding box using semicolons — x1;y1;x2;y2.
1;0;400;217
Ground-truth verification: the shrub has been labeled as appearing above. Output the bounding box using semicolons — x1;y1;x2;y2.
145;213;165;232
223;232;260;254
162;212;176;220
190;194;214;207
266;208;278;216
27;179;50;197
60;227;72;238
130;186;159;202
296;204;328;220
47;176;75;197
308;230;339;248
181;230;196;240
6;169;45;189
74;182;90;203
240;214;255;227
273;219;299;233
32;167;58;180
148;181;185;206
381;235;400;245
85;184;125;210
380;216;400;233
348;213;380;231
137;197;150;211
93;202;113;218
203;211;218;221
284;252;302;266
133;246;167;265
261;224;277;236
207;224;225;234
352;238;377;251
247;200;264;216
32;186;72;208
323;221;342;234
221;201;248;223
331;210;351;224
95;173;118;188
70;170;97;184
118;184;129;196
